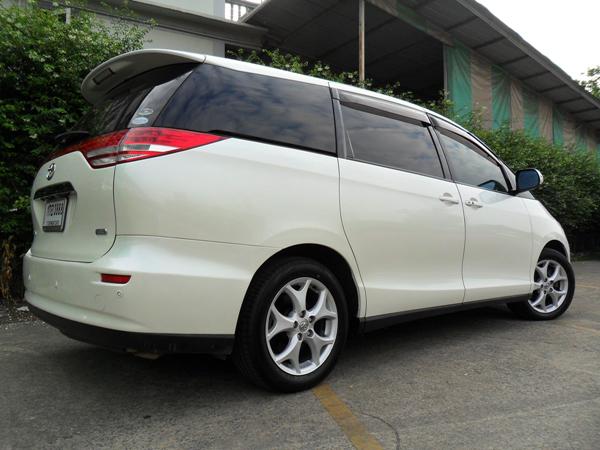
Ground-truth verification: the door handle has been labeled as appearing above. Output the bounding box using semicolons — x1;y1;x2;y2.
465;198;483;208
439;193;459;204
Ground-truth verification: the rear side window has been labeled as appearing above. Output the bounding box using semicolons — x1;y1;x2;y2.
341;105;444;178
72;64;196;139
437;129;509;192
156;64;336;153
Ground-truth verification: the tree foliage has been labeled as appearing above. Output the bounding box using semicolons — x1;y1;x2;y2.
471;125;600;236
0;2;149;299
580;66;600;99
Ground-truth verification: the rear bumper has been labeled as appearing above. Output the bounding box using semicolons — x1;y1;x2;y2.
23;235;276;340
28;302;234;354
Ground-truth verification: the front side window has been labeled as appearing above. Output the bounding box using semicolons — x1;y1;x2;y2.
437;130;508;192
341;105;444;178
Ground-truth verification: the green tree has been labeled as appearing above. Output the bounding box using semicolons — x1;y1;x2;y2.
580;66;600;98
472;126;600;236
0;2;149;301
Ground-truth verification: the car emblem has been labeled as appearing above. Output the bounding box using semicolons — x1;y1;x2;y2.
46;163;55;180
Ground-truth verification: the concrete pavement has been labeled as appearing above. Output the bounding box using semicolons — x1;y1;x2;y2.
1;260;599;449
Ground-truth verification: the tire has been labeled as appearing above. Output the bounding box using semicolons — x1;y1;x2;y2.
507;248;575;320
233;257;348;392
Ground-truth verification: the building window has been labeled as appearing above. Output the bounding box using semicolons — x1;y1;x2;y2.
225;0;263;22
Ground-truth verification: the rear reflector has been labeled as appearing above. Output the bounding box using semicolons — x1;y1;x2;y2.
50;128;226;168
101;274;131;284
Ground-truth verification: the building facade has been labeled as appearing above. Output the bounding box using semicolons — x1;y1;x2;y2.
6;0;266;57
8;0;600;153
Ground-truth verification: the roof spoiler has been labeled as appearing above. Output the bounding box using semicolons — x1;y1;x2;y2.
81;49;206;105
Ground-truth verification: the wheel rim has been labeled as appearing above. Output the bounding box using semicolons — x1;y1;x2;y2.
529;259;569;314
265;277;338;376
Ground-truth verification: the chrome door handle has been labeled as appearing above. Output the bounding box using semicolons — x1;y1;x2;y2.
465;198;483;208
439;193;459;204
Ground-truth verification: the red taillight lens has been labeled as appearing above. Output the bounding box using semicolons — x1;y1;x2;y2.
51;130;127;167
101;274;131;284
50;128;226;168
81;130;128;168
117;128;224;165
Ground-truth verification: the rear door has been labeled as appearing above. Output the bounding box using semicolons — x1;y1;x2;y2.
336;91;466;318
434;123;532;302
30;64;195;262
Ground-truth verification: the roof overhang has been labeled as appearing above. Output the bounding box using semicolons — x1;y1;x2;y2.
81;0;268;49
244;0;446;96
244;0;600;133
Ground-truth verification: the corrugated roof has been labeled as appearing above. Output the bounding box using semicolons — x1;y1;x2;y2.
244;0;600;133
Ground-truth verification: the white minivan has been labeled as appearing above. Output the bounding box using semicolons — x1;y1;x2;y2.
24;49;575;392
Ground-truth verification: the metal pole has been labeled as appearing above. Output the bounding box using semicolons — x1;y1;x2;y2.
358;0;365;83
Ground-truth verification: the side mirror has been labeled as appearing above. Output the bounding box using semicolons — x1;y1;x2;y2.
515;168;543;193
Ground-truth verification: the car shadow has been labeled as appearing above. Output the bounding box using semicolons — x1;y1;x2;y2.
43;305;519;399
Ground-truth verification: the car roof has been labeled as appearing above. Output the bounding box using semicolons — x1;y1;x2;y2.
82;48;470;136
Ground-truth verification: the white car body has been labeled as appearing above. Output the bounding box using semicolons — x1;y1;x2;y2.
24;49;569;356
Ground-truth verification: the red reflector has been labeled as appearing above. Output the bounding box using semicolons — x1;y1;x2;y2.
50;128;226;168
101;274;131;284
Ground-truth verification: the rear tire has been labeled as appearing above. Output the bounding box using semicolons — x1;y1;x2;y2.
507;248;575;320
233;257;348;392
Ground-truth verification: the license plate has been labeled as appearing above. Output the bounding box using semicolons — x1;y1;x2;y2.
43;197;68;232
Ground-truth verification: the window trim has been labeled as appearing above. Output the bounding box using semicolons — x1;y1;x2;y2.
336;100;449;181
330;88;344;157
428;126;452;181
434;127;514;195
337;90;430;125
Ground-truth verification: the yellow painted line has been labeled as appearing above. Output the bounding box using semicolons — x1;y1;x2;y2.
313;384;384;450
577;283;600;290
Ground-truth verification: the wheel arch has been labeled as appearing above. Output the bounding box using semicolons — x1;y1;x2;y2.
237;244;361;334
543;240;568;258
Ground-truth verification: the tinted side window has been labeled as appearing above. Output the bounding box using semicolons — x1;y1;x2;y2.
157;65;336;153
341;105;443;178
437;130;508;192
73;64;196;139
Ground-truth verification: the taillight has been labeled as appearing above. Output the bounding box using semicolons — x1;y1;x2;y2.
117;128;225;166
50;128;226;168
81;130;128;168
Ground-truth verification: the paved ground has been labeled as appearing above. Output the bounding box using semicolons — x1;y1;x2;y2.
1;260;599;450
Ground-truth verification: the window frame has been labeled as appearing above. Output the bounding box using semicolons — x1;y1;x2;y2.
333;90;450;181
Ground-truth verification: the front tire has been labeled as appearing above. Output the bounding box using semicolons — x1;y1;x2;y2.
233;257;348;392
508;248;575;320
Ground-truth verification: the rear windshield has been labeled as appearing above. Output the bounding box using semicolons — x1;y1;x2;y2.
60;63;196;146
156;64;336;154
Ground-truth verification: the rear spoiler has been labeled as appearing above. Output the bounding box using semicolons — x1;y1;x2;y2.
81;49;206;105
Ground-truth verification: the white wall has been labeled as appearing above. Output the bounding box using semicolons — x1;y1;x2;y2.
144;26;225;56
91;1;227;57
135;0;225;17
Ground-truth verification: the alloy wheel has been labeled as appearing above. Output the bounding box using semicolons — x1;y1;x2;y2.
265;277;338;376
529;259;569;314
